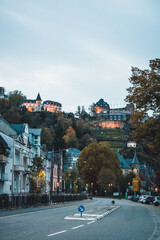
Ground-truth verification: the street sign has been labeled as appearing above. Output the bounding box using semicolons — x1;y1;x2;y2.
142;181;146;187
132;178;139;192
78;205;85;213
78;205;85;217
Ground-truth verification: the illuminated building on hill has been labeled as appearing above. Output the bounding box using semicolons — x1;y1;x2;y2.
23;93;62;113
93;99;134;129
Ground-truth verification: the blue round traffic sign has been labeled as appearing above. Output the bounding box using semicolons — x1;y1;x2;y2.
78;205;85;213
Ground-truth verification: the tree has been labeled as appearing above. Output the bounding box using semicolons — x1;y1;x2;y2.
97;168;117;192
0;87;5;94
77;142;121;194
62;169;79;193
41;128;55;150
126;58;160;114
9;90;26;107
118;172;135;195
63;126;78;148
29;155;46;194
126;59;160;156
75;106;89;120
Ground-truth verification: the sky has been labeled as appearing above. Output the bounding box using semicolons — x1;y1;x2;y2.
0;0;160;113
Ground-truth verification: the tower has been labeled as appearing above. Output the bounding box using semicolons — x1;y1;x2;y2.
131;152;140;176
36;93;42;111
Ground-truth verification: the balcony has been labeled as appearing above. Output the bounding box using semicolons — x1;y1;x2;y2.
24;166;30;174
0;155;9;164
14;165;25;172
0;173;8;181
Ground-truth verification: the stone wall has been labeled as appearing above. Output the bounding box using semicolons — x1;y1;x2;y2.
99;120;124;129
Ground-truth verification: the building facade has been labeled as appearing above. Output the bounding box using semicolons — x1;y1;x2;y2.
93;99;134;129
23;93;62;113
0;116;51;195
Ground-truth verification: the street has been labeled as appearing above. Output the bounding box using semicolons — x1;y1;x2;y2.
0;198;160;240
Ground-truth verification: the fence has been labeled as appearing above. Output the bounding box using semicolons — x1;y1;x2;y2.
0;193;87;209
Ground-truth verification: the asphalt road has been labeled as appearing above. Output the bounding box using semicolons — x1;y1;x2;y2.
0;198;160;240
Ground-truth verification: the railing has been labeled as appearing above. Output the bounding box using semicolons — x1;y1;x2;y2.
14;165;25;172
0;193;88;209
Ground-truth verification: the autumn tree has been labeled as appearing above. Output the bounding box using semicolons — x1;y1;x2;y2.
63;126;78;148
126;59;160;155
77;142;121;195
29;155;46;194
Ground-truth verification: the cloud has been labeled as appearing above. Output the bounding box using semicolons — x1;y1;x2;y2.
1;7;49;32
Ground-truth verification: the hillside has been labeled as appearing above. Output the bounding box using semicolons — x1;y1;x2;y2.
93;128;127;149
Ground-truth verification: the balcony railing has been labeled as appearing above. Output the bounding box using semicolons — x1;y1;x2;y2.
14;165;25;172
24;166;30;173
0;173;8;181
0;155;9;163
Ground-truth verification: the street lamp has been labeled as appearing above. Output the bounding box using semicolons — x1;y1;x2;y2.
56;182;59;194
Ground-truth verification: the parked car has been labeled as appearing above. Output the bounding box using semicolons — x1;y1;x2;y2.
132;196;139;202
145;196;155;204
138;195;149;203
154;196;160;206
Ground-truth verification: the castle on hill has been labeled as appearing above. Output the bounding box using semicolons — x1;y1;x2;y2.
23;93;62;113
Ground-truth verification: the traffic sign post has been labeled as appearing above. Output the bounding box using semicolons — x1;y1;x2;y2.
132;178;139;192
78;205;85;217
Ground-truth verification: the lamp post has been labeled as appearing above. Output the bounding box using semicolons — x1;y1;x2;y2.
56;181;59;194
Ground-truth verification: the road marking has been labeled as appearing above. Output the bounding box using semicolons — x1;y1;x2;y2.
87;221;95;224
72;225;84;230
47;230;67;237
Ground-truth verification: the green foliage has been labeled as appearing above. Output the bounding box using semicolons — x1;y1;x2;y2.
9;90;26;107
41;128;55;150
0;87;5;94
126;58;160;164
97;168;117;191
126;58;160;114
75;106;89;120
63;169;82;193
93;128;126;149
0;99;10;115
77;142;121;194
118;172;135;195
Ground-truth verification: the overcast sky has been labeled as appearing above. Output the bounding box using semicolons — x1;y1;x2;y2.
0;0;160;113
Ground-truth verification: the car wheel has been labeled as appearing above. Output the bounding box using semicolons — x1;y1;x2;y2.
154;202;159;206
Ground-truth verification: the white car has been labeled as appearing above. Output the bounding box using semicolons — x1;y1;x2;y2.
138;195;149;203
154;196;160;206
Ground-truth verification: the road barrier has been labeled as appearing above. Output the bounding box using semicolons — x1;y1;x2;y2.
0;193;87;209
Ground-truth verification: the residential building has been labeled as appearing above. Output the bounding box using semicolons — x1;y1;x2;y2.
23;93;62;113
93;99;134;129
0;117;31;194
0;133;13;194
23;93;42;112
116;151;154;183
29;128;42;158
43;100;62;112
0;116;45;195
64;148;81;171
9;123;31;194
46;150;63;193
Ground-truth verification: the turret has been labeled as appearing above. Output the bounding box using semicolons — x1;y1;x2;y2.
131;152;140;176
